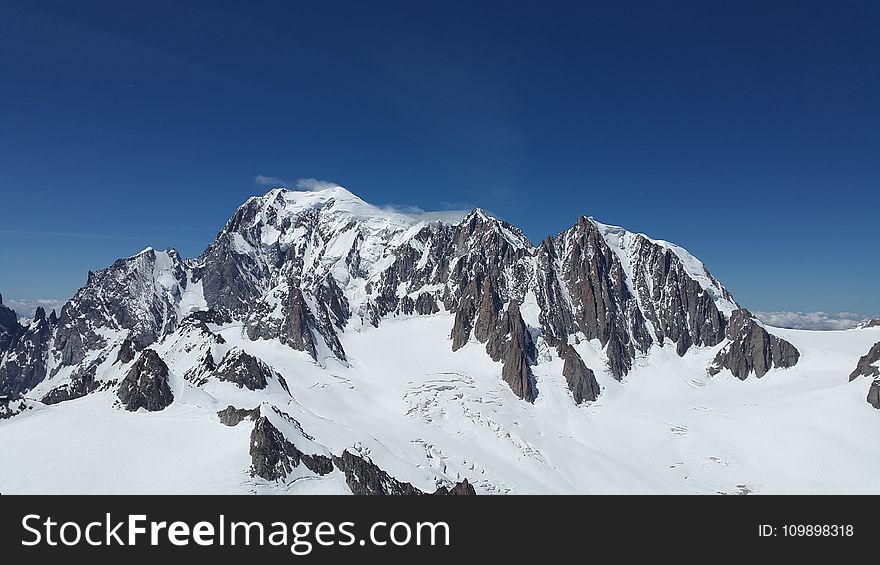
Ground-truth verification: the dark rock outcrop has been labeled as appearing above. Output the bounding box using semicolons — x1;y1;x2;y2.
249;416;332;481
245;287;322;360
177;311;227;344
708;309;799;379
554;219;650;379
848;342;880;381
183;308;232;326
557;342;600;403
450;299;476;351
302;453;335;476
415;292;440;315
847;342;880;410
115;338;140;365
214;349;289;393
117;349;174;412
53;249;187;372
0;306;56;397
627;235;729;355
0;294;23;354
332;450;423;495
332;450;477;495
184;351;216;386
452;275;537;401
41;362;101;405
433;478;477;495
217;405;260;426
534;221;731;380
0;398;32;420
485;302;536;402
197;233;269;316
868;379;880;410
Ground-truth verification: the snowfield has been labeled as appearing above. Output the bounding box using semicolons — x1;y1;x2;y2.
2;315;878;495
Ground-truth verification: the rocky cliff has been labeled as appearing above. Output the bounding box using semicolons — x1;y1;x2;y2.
709;309;799;379
0;186;810;494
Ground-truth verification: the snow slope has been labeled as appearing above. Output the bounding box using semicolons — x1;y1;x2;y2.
2;315;878;494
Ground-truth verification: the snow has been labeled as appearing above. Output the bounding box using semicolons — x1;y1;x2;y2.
592;218;738;316
0;394;253;494
3;314;879;494
177;278;207;317
3;187;875;495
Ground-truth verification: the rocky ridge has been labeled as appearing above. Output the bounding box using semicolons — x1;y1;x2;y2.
709;309;800;379
848;342;880;409
0;186;813;494
0;187;802;402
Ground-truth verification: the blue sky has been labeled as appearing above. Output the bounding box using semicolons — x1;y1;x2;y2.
1;0;878;318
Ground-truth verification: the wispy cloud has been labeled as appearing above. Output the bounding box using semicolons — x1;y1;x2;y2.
4;298;66;319
755;311;868;331
294;177;341;191
254;175;341;192
379;204;473;223
254;175;295;188
254;175;481;223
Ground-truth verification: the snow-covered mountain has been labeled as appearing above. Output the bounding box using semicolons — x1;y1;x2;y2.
1;186;878;494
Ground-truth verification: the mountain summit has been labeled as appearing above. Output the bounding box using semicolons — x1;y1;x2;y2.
7;186;873;495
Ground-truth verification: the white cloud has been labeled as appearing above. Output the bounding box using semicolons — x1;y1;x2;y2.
255;175;343;192
4;298;66;319
754;311;869;331
253;175;479;222
295;177;341;191
379;204;473;224
254;175;295;188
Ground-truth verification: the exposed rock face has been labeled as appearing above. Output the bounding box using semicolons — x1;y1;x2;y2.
868;379;880;410
249;416;332;481
246;287;320;360
536;220;732;380
115;338;140;365
332;450;477;495
709;309;800;379
177;311;227;344
0;398;32;420
552;219;651;379
214;349;289;393
196;233;269;316
848;342;880;381
332;450;424;495
0;294;22;355
217;405;260;426
0;306;56;397
53;249;187;371
399;292;440;316
454;276;538;401
557;342;600;404
847;342;880;410
184;350;215;386
493;303;537;402
0;187;746;406
433;478;477;495
41;361;101;405
117;349;174;412
861;319;880;329
626;235;729;355
302;453;335;476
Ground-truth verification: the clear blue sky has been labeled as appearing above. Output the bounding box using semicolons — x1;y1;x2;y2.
1;0;878;316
